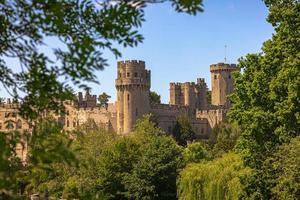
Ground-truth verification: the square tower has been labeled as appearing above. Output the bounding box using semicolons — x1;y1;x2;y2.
210;63;238;107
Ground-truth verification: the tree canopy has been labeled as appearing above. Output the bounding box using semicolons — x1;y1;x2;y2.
228;0;300;198
149;91;161;105
172;115;196;146
177;153;252;200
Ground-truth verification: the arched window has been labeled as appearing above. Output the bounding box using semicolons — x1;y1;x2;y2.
16;119;22;129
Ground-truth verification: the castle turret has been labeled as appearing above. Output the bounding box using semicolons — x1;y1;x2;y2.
115;60;151;134
210;63;238;107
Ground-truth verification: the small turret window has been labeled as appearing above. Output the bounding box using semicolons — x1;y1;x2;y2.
229;75;231;79
127;94;130;101
136;108;138;116
134;72;138;77
127;72;130;77
214;75;217;79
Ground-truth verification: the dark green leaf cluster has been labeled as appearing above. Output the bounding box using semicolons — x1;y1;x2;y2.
209;121;240;157
98;92;111;109
149;91;161;105
172;115;196;146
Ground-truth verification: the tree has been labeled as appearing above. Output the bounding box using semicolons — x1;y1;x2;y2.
0;0;204;119
98;92;111;109
172;115;196;146
228;0;300;198
133;113;165;136
182;142;210;164
22;119;77;197
97;115;182;199
177;153;252;200
270;136;300;200
149;91;161;105
0;131;22;199
24;115;182;199
209;122;240;158
122;135;182;200
21;122;115;199
206;90;211;105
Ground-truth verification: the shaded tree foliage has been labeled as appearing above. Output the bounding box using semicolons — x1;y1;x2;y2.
0;132;22;199
149;91;161;105
98;92;111;109
270;136;300;200
172;115;196;146
209;122;240;158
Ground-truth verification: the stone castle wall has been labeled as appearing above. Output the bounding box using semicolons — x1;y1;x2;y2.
0;60;238;162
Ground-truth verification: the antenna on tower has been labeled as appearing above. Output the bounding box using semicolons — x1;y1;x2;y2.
224;45;227;63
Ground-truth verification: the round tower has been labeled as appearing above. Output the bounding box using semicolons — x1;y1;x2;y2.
210;63;238;107
115;60;151;134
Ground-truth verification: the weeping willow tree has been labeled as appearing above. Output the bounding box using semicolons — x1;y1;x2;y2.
177;153;252;200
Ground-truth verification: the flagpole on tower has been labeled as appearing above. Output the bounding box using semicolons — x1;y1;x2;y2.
224;45;227;63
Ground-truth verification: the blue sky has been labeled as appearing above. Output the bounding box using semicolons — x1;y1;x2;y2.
1;0;274;103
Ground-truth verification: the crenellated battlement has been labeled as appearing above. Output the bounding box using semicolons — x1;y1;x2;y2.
210;63;238;72
196;109;227;115
117;60;145;69
151;103;189;111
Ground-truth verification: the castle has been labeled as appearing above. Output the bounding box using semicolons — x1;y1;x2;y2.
0;60;238;141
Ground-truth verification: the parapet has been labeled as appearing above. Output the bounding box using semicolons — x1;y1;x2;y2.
117;60;145;69
210;63;238;72
116;60;151;87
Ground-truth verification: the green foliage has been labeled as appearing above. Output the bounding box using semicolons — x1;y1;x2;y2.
133;114;165;136
98;92;111;109
182;142;210;164
172;115;196;146
0;132;22;199
27;115;181;199
177;153;252;200
271;136;300;200
23;119;77;195
124;135;182;199
228;0;300;198
97;116;182;199
149;91;161;105
209;122;240;157
206;91;211;104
